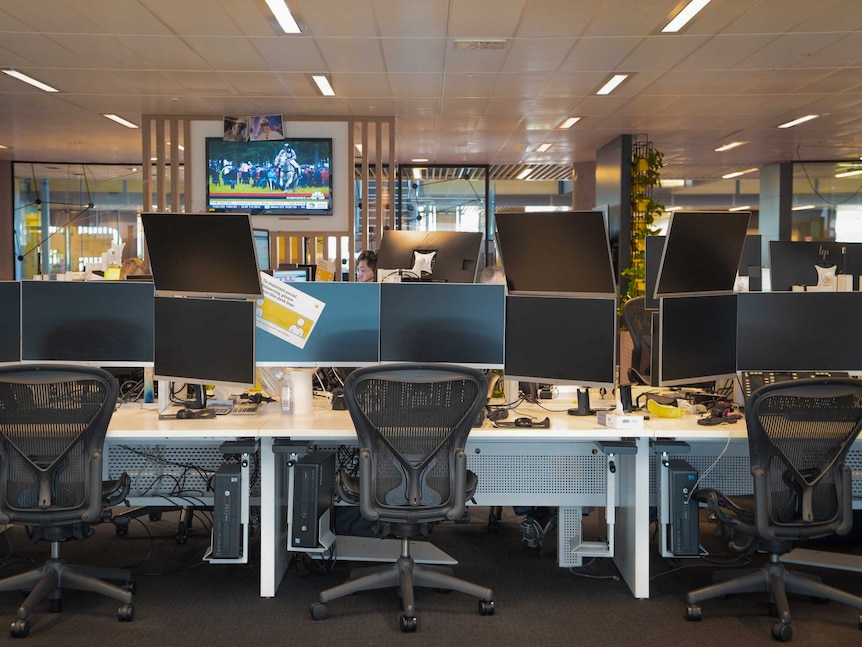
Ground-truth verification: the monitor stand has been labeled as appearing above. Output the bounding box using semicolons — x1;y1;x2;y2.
187;383;207;410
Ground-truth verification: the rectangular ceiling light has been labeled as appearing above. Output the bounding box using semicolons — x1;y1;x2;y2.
714;141;746;152
103;114;139;129
265;0;301;33
596;74;628;95
558;117;581;129
312;75;335;96
536;143;552;153
3;69;58;92
729;205;751;212
778;114;819;129
662;0;712;33
836;169;862;178
412;167;423;180
516;167;534;180
792;205;817;211
722;168;758;179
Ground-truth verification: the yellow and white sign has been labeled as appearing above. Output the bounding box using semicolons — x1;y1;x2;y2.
256;272;325;349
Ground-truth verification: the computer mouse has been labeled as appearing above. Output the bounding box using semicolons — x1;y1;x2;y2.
514;417;533;427
176;408;194;419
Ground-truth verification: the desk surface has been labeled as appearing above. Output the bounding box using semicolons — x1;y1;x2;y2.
108;399;738;441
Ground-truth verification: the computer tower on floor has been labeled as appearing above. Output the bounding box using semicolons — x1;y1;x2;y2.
667;459;700;557
291;451;336;548
212;462;242;559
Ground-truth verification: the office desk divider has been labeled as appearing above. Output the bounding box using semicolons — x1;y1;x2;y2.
256;282;380;367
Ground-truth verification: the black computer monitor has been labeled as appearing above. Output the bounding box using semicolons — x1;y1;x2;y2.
154;296;256;387
644;235;665;310
768;241;862;291
658;294;738;386
737;292;862;371
256;282;380;367
141;212;262;298
0;281;21;363
254;228;271;271
379;283;505;367
21;281;154;366
494;210;616;296
655;211;750;297
738;234;762;276
504;295;617;387
375;230;483;283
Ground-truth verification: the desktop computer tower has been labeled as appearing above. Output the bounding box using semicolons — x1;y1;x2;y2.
667;459;700;557
212;462;242;559
291;451;336;548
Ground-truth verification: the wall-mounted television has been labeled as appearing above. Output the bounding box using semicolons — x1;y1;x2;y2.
205;137;332;216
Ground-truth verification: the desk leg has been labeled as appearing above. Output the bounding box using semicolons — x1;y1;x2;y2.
613;436;650;599
259;437;288;597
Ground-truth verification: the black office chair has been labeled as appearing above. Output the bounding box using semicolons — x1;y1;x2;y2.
621;296;651;385
0;365;135;638
310;363;495;632
685;378;862;642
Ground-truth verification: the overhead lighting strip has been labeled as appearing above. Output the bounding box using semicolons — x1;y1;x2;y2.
103;114;139;129
662;0;712;33
3;69;58;92
312;75;335;96
596;74;628;95
778;114;819;129
265;0;301;33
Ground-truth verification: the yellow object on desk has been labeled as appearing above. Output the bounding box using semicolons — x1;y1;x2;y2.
647;398;684;418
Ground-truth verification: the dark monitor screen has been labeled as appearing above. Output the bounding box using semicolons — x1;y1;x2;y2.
141;212;262;299
505;295;617;387
494;211;616;296
254;228;271;271
205;137;333;216
656;211;750;297
0;281;21;363
768;241;862;291
376;230;483;283
644;235;665;310
154;296;255;386
658;294;738;386
738;234;762;276
379;283;505;367
21;281;154;365
256;282;380;367
737;292;862;371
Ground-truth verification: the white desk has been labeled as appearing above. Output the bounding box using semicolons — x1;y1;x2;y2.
257;401;651;599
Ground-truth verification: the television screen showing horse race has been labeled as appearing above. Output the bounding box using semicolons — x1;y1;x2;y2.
206;137;333;216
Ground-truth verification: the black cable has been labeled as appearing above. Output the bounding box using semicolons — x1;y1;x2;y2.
16;203;95;261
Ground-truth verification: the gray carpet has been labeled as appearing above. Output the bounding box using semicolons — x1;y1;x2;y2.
1;507;861;646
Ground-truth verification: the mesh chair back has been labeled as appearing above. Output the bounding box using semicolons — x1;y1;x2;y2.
345;364;486;526
747;378;862;541
0;366;118;527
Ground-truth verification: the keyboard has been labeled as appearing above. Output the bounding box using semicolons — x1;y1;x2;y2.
231;402;260;415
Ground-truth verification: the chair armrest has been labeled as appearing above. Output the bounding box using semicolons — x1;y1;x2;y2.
102;473;131;507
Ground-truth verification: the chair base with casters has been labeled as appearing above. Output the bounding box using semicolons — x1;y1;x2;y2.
0;528;135;638
310;536;494;632
686;552;862;641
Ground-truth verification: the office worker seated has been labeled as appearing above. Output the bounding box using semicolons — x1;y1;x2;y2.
355;250;377;282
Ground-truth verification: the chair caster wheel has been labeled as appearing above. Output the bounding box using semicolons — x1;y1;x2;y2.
771;622;792;642
115;524;129;537
399;615;417;632
479;599;495;615
310;603;328;620
686;604;702;621
118;604;135;621
149;512;162;521
10;619;30;638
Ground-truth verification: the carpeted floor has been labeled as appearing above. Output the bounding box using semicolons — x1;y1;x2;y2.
1;506;861;646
